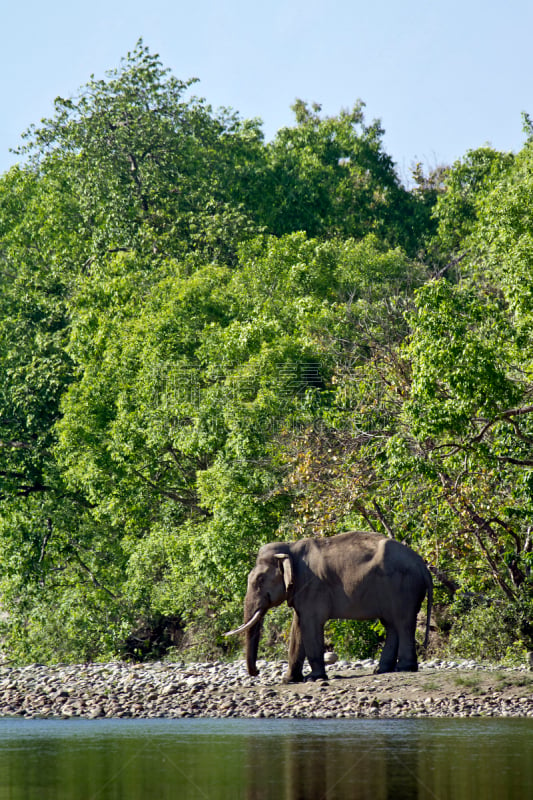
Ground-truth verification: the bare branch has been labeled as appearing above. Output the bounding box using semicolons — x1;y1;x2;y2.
72;552;118;599
472;405;533;444
371;500;395;538
432;251;469;279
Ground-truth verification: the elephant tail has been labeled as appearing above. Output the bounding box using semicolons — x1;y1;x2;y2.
423;570;433;649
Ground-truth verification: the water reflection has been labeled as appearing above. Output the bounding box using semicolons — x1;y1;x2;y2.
0;717;530;799
245;724;428;799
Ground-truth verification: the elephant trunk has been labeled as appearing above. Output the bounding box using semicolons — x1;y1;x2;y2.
244;597;263;677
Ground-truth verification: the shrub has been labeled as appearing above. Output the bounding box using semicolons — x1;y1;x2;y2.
447;595;530;664
326;619;383;660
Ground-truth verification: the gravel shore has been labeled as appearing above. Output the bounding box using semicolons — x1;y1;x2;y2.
1;659;532;720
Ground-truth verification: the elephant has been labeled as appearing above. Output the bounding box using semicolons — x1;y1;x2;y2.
225;531;432;683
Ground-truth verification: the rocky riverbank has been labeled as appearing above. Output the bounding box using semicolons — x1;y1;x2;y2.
1;659;532;720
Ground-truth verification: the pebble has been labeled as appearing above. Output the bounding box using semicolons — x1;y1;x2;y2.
0;659;530;720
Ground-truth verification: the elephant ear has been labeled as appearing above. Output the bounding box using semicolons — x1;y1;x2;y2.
275;554;294;607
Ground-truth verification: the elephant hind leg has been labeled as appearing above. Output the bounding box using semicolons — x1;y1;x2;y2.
375;623;398;674
395;619;418;672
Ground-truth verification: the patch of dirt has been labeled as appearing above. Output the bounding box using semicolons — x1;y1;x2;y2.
277;667;533;704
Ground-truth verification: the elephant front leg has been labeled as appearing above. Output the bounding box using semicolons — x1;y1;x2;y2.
283;612;305;683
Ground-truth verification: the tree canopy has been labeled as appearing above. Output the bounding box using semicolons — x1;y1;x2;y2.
0;42;530;664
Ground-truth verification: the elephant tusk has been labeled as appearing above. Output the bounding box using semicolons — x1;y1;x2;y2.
224;610;262;636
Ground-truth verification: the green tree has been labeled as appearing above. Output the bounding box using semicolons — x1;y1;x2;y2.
432;147;514;261
262;101;432;254
5;41;528;666
402;280;531;597
0;43;268;661
17;40;266;266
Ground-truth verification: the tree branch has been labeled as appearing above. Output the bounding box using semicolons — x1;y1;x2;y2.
437;470;517;600
429;566;459;596
371;500;395;538
72;552;118;599
432;251;469;279
472;405;533;444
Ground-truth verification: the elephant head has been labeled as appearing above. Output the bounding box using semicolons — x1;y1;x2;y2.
225;547;294;676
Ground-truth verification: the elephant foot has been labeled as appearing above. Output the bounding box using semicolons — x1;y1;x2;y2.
395;662;418;673
282;671;304;684
304;672;328;683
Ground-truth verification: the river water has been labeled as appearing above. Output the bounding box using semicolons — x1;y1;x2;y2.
0;717;530;799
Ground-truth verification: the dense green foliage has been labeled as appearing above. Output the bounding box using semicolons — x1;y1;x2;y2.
0;43;531;664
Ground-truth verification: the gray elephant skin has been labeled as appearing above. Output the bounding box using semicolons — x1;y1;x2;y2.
226;531;433;683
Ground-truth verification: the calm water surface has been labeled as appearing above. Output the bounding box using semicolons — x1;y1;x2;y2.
0;717;530;799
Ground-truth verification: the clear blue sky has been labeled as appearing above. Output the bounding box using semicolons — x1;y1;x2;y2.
2;0;533;181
